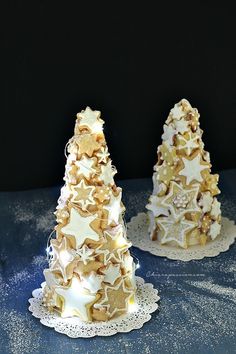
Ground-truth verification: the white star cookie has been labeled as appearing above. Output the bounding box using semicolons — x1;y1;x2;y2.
96;146;110;163
80;272;104;293
102;263;121;285
76;244;95;265
170;103;185;120
161;181;200;221
96;226;130;264
208;221;221;240
174;118;189;134
99;161;117;185
157;216;196;248
161;124;176;145
146;195;169;218
179;154;209;185
103;190;122;225
75;156;96;179
210;198;221;219
177;131;199;156
55;276;97;320
198;191;213;213
77;107;104;133
61;207;99;248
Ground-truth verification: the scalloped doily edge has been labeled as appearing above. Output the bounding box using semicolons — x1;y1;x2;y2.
28;276;160;338
127;213;236;261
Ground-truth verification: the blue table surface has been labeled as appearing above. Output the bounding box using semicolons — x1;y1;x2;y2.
0;170;236;354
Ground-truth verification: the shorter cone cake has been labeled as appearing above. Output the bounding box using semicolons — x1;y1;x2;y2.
146;99;221;249
43;107;136;321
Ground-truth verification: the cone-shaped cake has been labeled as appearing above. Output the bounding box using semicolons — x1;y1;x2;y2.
146;99;221;248
43;107;136;321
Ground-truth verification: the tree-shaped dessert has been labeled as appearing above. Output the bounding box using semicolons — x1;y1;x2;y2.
146;99;221;248
43;107;136;321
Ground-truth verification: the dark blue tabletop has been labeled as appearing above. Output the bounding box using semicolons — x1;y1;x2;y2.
0;170;236;354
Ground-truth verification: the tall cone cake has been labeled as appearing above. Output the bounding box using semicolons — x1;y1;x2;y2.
43;107;136;321
146;99;221;249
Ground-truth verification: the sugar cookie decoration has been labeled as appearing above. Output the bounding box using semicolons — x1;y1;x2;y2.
146;99;221;248
43;107;136;321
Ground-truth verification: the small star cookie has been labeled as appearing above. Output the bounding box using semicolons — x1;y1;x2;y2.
203;174;220;196
156;162;175;184
210;198;221;220
208;221;221;240
76;244;95;265
161;124;176;145
176;131;199;156
71;180;96;211
198;191;213;213
99;161;117;185
96;146;110;163
75;156;97;180
94;186;110;203
159;142;177;165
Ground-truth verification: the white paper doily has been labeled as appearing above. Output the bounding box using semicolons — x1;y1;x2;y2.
28;276;159;338
127;213;236;261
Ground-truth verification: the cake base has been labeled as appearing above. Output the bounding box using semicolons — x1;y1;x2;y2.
28;276;159;338
127;213;236;261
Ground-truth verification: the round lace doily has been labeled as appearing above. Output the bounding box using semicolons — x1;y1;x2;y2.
127;213;236;261
28;277;159;338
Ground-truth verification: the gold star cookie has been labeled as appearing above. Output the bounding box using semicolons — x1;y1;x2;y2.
77;134;101;157
71;179;96;211
94;279;133;318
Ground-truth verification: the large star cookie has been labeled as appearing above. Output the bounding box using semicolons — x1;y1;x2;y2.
179;153;209;185
55;276;98;320
77;134;101;157
77;106;104;133
161;181;200;221
61;207;100;249
94;279;133;318
157;216;196;248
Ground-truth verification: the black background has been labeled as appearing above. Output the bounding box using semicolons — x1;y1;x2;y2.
2;1;236;191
